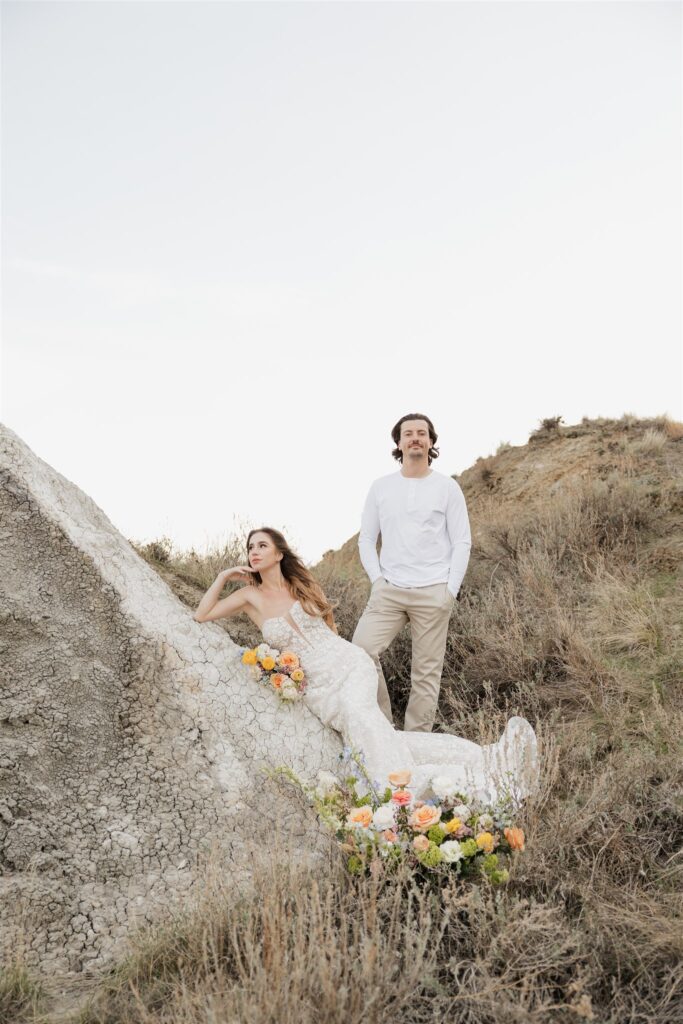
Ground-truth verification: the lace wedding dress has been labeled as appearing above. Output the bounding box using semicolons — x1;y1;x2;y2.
261;600;539;804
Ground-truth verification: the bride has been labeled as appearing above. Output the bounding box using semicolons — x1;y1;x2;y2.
194;527;539;805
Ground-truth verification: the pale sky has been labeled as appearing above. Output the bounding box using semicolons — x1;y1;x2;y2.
2;1;681;564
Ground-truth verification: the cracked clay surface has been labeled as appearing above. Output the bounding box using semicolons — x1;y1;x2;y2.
0;425;341;976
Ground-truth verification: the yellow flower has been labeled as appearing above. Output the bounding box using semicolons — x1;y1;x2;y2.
443;817;462;835
242;650;257;665
260;656;276;671
475;831;495;854
291;669;305;683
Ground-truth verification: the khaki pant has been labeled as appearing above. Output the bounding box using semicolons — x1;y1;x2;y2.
352;578;455;732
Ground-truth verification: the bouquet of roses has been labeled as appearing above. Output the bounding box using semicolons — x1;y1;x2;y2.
282;748;526;884
239;643;307;703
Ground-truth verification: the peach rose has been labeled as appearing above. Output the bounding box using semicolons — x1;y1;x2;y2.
271;673;287;690
504;827;525;851
279;651;300;670
388;770;412;788
242;650;258;666
347;806;373;829
261;656;276;671
412;835;430;852
382;829;398;843
475;831;495;854
408;805;442;833
290;668;305;683
391;789;413;807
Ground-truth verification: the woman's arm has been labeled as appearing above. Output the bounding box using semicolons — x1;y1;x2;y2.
193;567;255;623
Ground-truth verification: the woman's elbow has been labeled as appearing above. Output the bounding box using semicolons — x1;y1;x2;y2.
193;610;205;623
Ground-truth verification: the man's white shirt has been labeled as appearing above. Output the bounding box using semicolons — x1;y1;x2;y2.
358;469;471;597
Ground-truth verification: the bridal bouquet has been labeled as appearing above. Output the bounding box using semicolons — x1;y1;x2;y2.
281;748;525;884
240;643;307;703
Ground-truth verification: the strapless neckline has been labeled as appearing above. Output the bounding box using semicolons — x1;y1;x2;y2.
261;599;301;631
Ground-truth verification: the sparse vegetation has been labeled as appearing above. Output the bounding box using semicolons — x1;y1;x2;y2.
22;414;680;1022
0;963;45;1024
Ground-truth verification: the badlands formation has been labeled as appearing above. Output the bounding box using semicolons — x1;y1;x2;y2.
0;425;340;975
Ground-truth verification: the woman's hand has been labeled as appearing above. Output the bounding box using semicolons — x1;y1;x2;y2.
194;567;256;623
220;565;257;585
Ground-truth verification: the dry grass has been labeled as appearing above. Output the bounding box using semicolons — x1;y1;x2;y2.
0;962;45;1024
629;428;669;455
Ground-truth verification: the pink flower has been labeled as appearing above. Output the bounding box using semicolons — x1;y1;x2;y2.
391;789;413;807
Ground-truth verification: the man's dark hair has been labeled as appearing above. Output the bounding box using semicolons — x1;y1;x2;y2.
391;413;440;464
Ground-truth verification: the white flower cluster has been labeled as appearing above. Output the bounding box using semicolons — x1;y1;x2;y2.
371;803;396;831
256;643;280;660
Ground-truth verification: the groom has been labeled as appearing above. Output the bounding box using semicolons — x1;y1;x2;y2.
352;413;471;732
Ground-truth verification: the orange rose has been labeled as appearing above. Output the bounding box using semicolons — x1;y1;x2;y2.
391;789;413;807
382;830;398;843
475;831;495;854
504;827;525;851
261;656;276;671
408;805;442;833
412;835;430;852
347;806;373;829
279;651;300;670
271;673;286;690
290;669;305;683
388;770;412;788
242;650;258;665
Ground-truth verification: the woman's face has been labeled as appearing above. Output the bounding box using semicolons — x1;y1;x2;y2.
247;532;283;573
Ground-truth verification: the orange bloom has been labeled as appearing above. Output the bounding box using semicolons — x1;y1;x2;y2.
391;789;413;807
388;770;412;788
347;806;373;829
382;830;398;843
504;827;525;851
260;656;276;671
271;673;286;690
290;669;305;683
412;835;430;852
278;651;300;670
408;805;442;833
242;650;258;665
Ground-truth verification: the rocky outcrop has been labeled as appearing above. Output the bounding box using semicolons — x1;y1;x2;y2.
0;425;340;975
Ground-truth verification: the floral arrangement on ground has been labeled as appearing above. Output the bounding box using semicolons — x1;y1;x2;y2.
279;748;526;884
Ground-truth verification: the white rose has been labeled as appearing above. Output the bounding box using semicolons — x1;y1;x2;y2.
279;684;299;701
372;804;396;831
477;813;494;831
451;803;471;821
249;664;264;680
440;840;463;864
256;643;271;658
431;775;461;802
315;770;340;799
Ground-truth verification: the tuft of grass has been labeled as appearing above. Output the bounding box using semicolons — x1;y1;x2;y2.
0;964;45;1024
629;428;669;455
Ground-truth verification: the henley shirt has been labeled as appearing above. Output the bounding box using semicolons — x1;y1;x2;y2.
358;469;471;597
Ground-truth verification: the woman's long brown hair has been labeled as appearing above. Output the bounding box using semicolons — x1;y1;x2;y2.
246;527;337;632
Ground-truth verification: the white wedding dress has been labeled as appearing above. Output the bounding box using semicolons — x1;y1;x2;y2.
261;600;539;805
